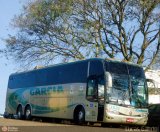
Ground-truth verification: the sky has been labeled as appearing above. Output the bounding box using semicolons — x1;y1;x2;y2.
0;0;25;114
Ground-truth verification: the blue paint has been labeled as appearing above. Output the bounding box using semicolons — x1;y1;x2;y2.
136;109;148;112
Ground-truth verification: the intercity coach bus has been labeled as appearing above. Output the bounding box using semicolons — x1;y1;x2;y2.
4;58;148;125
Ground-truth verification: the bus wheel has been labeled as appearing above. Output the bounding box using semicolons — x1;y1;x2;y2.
25;105;32;120
74;107;85;124
17;106;23;120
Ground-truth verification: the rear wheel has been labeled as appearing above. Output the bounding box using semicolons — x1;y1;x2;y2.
25;105;32;120
17;106;23;120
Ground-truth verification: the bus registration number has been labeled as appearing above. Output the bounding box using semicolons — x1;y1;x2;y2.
126;118;134;123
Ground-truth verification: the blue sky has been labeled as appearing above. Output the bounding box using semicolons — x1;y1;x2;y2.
0;0;25;114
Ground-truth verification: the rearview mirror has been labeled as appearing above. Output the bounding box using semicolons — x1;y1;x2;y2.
105;72;112;88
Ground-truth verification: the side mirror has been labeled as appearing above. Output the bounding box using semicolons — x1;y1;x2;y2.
106;72;112;88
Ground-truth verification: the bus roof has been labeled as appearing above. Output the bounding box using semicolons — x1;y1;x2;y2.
10;58;142;76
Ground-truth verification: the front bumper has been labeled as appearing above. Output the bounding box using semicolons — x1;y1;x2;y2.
104;112;148;125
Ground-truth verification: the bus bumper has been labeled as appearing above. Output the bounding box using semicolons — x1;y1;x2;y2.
104;112;148;125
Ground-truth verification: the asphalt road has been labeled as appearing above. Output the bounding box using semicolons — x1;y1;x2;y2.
0;117;159;132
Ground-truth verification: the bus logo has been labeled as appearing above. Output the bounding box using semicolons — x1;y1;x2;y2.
129;111;132;116
90;103;94;108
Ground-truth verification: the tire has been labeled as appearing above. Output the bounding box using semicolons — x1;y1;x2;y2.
25;105;32;120
74;107;85;124
17;106;23;120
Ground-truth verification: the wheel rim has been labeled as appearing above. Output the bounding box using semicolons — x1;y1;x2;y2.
26;109;31;118
78;111;84;121
17;107;22;119
18;111;21;118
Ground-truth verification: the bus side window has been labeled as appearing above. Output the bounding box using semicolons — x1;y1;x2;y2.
86;78;97;101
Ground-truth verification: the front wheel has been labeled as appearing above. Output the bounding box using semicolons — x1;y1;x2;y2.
74;108;85;124
25;106;32;120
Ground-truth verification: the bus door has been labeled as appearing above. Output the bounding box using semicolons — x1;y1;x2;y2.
86;75;105;122
86;76;99;122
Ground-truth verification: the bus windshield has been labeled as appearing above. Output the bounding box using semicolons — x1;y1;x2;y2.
106;61;148;108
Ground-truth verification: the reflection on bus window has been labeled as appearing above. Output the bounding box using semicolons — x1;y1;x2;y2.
107;74;130;105
87;79;97;100
130;77;147;107
98;76;105;103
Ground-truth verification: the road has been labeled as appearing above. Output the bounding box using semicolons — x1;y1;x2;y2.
0;117;159;132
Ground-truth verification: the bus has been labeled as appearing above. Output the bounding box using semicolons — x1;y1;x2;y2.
4;58;148;125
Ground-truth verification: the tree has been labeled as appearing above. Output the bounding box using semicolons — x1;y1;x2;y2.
4;0;160;70
0;49;3;56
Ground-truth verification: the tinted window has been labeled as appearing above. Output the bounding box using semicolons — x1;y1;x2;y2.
36;69;47;86
107;61;128;74
8;61;88;89
8;72;36;89
47;61;88;85
128;65;145;78
89;60;104;76
46;66;60;85
106;61;145;78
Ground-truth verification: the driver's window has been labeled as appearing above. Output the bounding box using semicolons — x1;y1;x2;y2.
87;78;97;101
97;77;104;98
97;76;105;104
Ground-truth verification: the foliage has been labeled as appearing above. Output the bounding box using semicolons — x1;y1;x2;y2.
5;0;160;70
